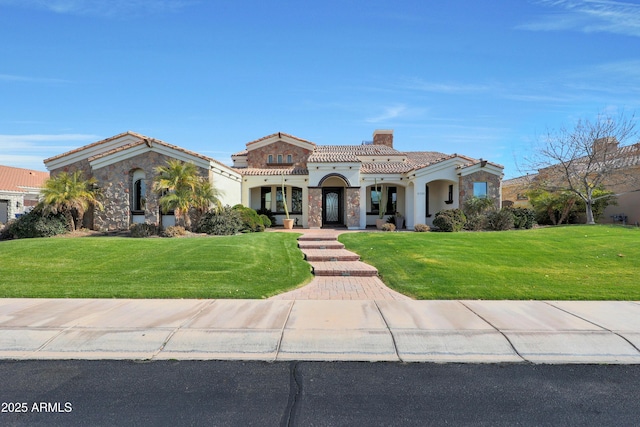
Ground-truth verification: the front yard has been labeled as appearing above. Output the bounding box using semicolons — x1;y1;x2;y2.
1;225;638;300
0;233;313;298
340;225;640;300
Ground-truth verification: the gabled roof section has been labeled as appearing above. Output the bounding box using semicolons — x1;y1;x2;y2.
0;165;49;192
44;131;144;164
87;136;213;164
245;132;316;151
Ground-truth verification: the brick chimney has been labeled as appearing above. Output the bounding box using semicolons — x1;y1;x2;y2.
373;129;393;148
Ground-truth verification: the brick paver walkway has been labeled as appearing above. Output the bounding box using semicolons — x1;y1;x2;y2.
269;228;411;301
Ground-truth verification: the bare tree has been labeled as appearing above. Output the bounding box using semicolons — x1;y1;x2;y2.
529;111;640;224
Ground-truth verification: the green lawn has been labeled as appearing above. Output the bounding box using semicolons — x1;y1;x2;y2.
340;225;640;300
0;233;313;299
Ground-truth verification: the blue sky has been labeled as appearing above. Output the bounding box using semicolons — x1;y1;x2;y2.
1;0;639;178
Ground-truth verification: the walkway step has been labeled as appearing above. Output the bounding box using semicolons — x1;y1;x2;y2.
303;249;360;262
297;235;338;242
310;261;378;277
298;241;345;250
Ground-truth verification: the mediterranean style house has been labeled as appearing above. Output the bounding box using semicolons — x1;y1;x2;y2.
0;165;49;224
44;130;504;231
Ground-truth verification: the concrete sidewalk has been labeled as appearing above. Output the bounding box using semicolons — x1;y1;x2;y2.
1;298;639;364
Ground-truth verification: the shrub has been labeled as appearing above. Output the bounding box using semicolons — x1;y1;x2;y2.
414;223;430;232
130;223;159;238
380;223;396;232
232;205;265;232
162;225;187;238
0;207;68;240
506;207;536;229
433;209;466;232
486;209;515;231
197;205;243;235
464;215;487;231
256;208;275;227
259;214;272;228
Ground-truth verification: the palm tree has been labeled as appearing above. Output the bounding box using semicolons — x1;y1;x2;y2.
192;179;224;226
153;159;221;230
40;170;102;230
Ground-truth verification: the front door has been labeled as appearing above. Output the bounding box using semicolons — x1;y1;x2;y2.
322;188;343;226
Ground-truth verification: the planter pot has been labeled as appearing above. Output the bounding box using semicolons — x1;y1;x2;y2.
375;219;386;230
283;218;294;230
396;217;404;230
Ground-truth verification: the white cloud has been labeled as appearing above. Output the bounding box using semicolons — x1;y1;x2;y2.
0;133;99;170
0;74;70;84
399;78;490;94
364;104;427;124
0;0;197;17
519;0;640;37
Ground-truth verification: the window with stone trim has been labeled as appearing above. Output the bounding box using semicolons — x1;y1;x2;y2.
473;182;488;198
287;154;292;163
268;154;273;164
132;170;146;213
277;154;283;164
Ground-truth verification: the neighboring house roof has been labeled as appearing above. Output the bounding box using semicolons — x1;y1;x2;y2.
0;165;49;192
503;174;537;187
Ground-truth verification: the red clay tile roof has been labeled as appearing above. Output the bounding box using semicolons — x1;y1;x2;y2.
43;131;144;164
308;144;404;163
45;131;237;174
234;167;309;176
87;136;216;165
0;165;49;192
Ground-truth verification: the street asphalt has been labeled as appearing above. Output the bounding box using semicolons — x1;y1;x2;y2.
1;298;639;363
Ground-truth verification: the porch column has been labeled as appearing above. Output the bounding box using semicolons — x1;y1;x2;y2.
346;187;361;230
359;185;367;229
308;187;322;229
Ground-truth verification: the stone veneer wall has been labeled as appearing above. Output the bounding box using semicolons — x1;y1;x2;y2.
307;188;322;228
346;187;360;228
459;170;502;210
246;141;312;169
91;152;208;231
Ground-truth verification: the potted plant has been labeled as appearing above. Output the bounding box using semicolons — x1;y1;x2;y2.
395;212;404;230
281;175;294;229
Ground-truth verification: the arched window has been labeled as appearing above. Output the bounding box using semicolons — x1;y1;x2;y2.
132;170;146;212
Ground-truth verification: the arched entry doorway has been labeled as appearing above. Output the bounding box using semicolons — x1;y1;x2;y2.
319;174;349;227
